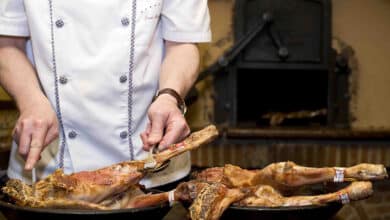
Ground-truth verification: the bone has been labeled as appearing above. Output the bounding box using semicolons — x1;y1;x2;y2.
218;162;387;192
153;125;219;168
238;181;373;207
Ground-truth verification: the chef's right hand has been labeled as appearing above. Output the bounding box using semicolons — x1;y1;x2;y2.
13;95;59;170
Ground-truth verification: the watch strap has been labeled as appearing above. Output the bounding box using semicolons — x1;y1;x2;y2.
154;88;187;115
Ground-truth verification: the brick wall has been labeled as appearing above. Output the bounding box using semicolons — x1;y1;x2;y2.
191;142;390;168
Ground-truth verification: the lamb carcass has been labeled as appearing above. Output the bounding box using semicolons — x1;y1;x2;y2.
184;162;387;220
107;162;386;220
173;180;373;220
1;125;219;209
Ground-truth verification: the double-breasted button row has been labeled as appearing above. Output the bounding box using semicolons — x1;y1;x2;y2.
56;18;130;28
68;130;128;140
54;16;130;143
59;75;127;84
59;74;127;84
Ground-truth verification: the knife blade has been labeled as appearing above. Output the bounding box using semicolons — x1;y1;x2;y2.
32;167;37;196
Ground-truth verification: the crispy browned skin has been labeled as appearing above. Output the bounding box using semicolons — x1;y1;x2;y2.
194;167;224;183
2;179;109;210
1;125;219;210
33;165;144;203
187;182;246;220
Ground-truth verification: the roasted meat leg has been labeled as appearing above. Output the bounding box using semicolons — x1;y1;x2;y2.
196;162;387;192
98;180;247;215
237;181;373;207
135;181;248;220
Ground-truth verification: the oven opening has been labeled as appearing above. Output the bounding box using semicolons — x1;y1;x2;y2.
236;68;329;127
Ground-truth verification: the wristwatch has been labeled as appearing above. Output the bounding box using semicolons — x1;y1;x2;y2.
153;88;187;115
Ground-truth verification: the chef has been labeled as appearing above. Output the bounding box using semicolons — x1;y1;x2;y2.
0;0;211;188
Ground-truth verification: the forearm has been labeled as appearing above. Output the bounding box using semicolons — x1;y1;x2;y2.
0;36;46;111
159;41;200;98
0;36;59;169
141;41;198;149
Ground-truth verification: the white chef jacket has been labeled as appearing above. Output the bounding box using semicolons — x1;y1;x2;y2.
0;0;211;188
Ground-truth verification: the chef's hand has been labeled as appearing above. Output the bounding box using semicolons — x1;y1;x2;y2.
141;94;190;151
13;95;59;170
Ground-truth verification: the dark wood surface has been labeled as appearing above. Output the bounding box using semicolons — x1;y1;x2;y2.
224;127;390;139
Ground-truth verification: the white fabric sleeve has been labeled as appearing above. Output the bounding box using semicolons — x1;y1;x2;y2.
161;0;211;43
0;0;30;36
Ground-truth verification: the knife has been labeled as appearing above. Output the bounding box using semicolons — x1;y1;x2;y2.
32;167;37;196
144;146;170;173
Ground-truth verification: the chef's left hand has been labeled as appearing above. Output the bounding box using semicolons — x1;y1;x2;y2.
141;94;190;151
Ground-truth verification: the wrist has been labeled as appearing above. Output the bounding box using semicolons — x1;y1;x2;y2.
157;93;178;105
153;88;187;115
16;92;48;112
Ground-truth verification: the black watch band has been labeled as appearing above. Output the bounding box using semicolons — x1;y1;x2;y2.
153;88;187;115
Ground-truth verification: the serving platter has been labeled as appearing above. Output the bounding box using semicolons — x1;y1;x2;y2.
221;202;343;220
0;189;171;220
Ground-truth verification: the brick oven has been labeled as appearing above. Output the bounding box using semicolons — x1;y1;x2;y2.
208;0;349;129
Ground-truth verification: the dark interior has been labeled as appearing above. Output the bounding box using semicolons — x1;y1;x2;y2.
236;68;328;127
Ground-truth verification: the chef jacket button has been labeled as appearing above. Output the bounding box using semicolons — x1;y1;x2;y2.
119;75;127;83
121;17;130;26
59;76;68;84
55;19;64;28
68;131;77;139
120;131;128;139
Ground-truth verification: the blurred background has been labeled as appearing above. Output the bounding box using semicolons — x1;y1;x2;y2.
0;0;389;219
